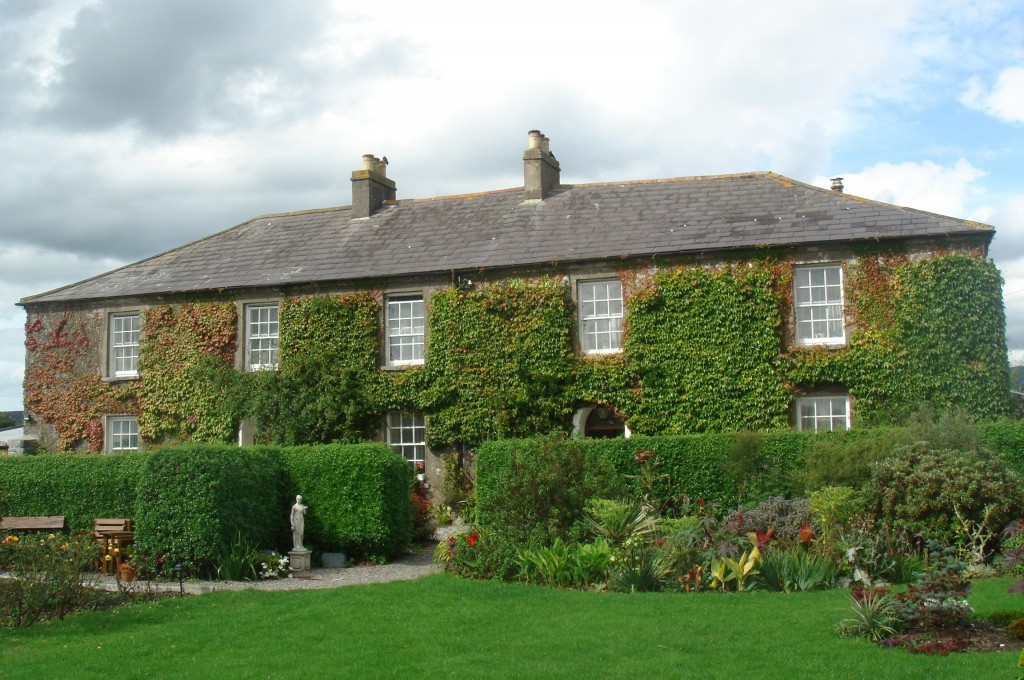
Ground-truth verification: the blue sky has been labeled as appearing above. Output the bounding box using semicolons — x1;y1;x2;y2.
1;0;1023;410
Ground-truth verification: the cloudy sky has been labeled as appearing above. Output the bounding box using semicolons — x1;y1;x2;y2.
1;0;1023;411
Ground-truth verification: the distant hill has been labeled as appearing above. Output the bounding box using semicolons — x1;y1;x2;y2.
1014;366;1024;392
0;411;23;430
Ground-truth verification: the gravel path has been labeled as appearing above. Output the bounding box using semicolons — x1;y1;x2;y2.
94;543;443;595
210;544;441;592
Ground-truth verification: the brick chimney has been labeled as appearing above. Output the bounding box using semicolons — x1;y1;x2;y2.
523;130;560;200
351;154;396;218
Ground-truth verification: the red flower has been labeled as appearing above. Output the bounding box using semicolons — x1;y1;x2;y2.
798;521;816;545
751;527;775;551
466;532;479;547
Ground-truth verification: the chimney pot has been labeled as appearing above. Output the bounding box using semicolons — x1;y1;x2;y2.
831;177;844;193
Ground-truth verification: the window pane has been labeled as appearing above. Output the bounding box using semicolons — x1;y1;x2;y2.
579;280;623;353
794;265;845;344
797;396;850;431
387;296;425;365
387;411;425;464
110;313;140;377
109;417;139;452
247;305;279;370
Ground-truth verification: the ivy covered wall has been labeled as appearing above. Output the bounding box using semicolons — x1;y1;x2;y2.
22;248;1012;453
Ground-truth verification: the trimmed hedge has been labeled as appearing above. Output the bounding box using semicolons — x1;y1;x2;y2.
0;453;147;531
133;444;285;574
476;421;1024;531
281;444;411;561
477;432;807;521
0;443;413;574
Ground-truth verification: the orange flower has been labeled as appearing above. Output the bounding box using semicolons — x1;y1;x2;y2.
798;521;816;545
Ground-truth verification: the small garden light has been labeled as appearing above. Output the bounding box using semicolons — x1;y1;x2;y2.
173;560;184;596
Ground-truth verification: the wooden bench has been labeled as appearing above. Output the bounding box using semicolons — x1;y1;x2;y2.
93;518;132;539
94;518;134;575
1;515;65;532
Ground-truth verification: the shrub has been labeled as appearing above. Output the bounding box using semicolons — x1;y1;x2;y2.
477;436;604;547
800;407;1001;493
799;428;907;492
257;551;290;579
2;442;415;577
411;479;433;543
722;496;812;543
869;443;1024;547
836;515;919;586
0;532;101;628
134;444;284;576
440;452;474;519
434;527;520;580
979;420;1024;475
655;515;699;539
808;486;863;544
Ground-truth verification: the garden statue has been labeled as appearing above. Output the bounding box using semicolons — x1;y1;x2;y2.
290;495;307;552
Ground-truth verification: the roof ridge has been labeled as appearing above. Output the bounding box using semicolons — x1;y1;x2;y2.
388;172;774;205
777;174;994;231
562;170;772;189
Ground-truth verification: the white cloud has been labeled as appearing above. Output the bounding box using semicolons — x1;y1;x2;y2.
815;159;986;217
961;66;1024;123
987;195;1024;262
3;0;1023;409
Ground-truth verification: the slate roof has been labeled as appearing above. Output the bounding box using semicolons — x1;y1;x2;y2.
21;171;993;305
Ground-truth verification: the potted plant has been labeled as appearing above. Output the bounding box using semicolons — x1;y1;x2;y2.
118;560;137;582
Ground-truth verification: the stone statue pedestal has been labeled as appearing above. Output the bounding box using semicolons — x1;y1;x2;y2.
289;549;311;572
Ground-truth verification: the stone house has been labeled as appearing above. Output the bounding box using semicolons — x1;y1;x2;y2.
19;131;1008;486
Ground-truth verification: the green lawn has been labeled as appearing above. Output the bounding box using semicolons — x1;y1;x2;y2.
2;575;1023;679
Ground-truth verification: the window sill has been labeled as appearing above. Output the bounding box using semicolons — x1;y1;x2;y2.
383;362;424;371
795;338;846;348
582;348;623;357
103;375;140;383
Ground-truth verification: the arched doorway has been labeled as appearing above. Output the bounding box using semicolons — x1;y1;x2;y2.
572;404;631;439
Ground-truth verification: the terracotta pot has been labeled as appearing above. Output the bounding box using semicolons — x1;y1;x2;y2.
119;563;137;582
